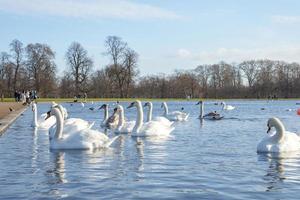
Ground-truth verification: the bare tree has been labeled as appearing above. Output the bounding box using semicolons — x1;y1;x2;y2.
26;43;56;96
66;42;93;96
10;39;24;92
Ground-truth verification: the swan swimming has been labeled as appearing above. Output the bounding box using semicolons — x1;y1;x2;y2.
161;102;189;121
99;104;119;129
143;102;173;126
115;105;135;133
45;107;118;150
221;102;235;110
31;102;56;129
257;117;300;153
196;101;223;120
128;100;174;137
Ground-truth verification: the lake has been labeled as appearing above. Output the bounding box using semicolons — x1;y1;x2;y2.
1;100;300;199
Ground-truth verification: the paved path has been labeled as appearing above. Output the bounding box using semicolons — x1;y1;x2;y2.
0;102;28;135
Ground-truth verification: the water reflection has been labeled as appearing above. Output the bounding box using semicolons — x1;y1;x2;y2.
258;152;300;192
52;152;67;184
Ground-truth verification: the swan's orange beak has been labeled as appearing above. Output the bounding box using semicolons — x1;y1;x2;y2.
45;111;51;120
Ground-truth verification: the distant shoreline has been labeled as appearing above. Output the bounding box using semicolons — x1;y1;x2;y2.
1;98;300;103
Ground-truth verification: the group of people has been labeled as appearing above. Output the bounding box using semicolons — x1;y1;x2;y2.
14;90;38;104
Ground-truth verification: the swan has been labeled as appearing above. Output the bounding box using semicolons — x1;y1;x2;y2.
31;102;56;129
52;102;68;119
257;117;300;153
196;101;223;120
161;102;189;121
45;107;118;150
128;100;174;137
115;105;135;133
99;104;119;129
221;102;235;110
144;102;173;126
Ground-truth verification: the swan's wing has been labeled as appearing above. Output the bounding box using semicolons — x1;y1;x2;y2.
139;121;174;137
153;116;174;126
38;113;56;129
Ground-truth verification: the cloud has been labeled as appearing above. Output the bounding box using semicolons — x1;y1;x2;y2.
0;0;181;20
271;15;300;24
176;46;300;64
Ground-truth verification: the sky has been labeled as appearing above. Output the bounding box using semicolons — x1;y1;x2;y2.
1;0;300;76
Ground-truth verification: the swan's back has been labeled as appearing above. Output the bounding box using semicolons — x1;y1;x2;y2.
50;128;110;150
167;111;189;121
257;131;300;153
132;121;174;137
38;113;56;129
116;121;135;133
153;116;174;126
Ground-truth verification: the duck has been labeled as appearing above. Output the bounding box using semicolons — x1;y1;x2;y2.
196;101;223;120
128;100;174;137
257;117;300;153
115;105;135;133
99;104;119;129
143;102;173;126
45;107;118;150
221;102;235;110
161;102;189;121
31;102;56;129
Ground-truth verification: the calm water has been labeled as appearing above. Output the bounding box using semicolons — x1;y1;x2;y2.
1;100;300;199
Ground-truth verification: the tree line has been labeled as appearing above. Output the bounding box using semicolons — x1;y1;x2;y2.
1;36;300;99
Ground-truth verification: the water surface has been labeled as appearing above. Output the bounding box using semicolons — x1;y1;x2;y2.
1;100;300;199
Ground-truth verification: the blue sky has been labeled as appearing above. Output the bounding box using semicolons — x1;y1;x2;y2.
1;0;300;75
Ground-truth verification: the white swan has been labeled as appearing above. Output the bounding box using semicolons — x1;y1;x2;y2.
257;117;300;153
115;105;135;133
31;102;56;129
45;107;118;150
52;102;68;119
99;104;119;129
196;101;223;120
144;102;173;126
128;100;174;137
221;102;235;110
161;102;189;121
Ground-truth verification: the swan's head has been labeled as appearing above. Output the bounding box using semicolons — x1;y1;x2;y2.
161;102;167;108
116;105;124;113
113;107;118;113
31;102;37;112
99;104;108;110
143;102;152;108
196;101;203;105
220;102;225;105
127;100;141;109
45;110;51;120
267;117;282;133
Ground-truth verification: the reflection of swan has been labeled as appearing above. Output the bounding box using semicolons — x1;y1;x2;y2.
161;102;189;121
128;100;174;137
257;117;300;153
221;102;235;110
196;101;223;120
52;152;67;183
99;104;119;129
46;107;118;150
115;105;135;133
143;102;173;126
32;102;56;129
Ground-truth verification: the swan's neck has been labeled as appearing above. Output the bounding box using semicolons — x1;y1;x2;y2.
53;108;63;139
32;104;38;127
272;121;285;142
200;103;204;119
146;103;153;122
57;105;65;119
222;103;226;109
163;103;168;116
133;102;143;133
117;107;125;130
103;107;108;122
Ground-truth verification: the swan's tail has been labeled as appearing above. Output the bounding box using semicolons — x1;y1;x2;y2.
105;135;120;148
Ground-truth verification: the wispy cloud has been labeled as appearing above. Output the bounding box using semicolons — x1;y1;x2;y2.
176;46;300;63
0;0;181;20
271;15;300;24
